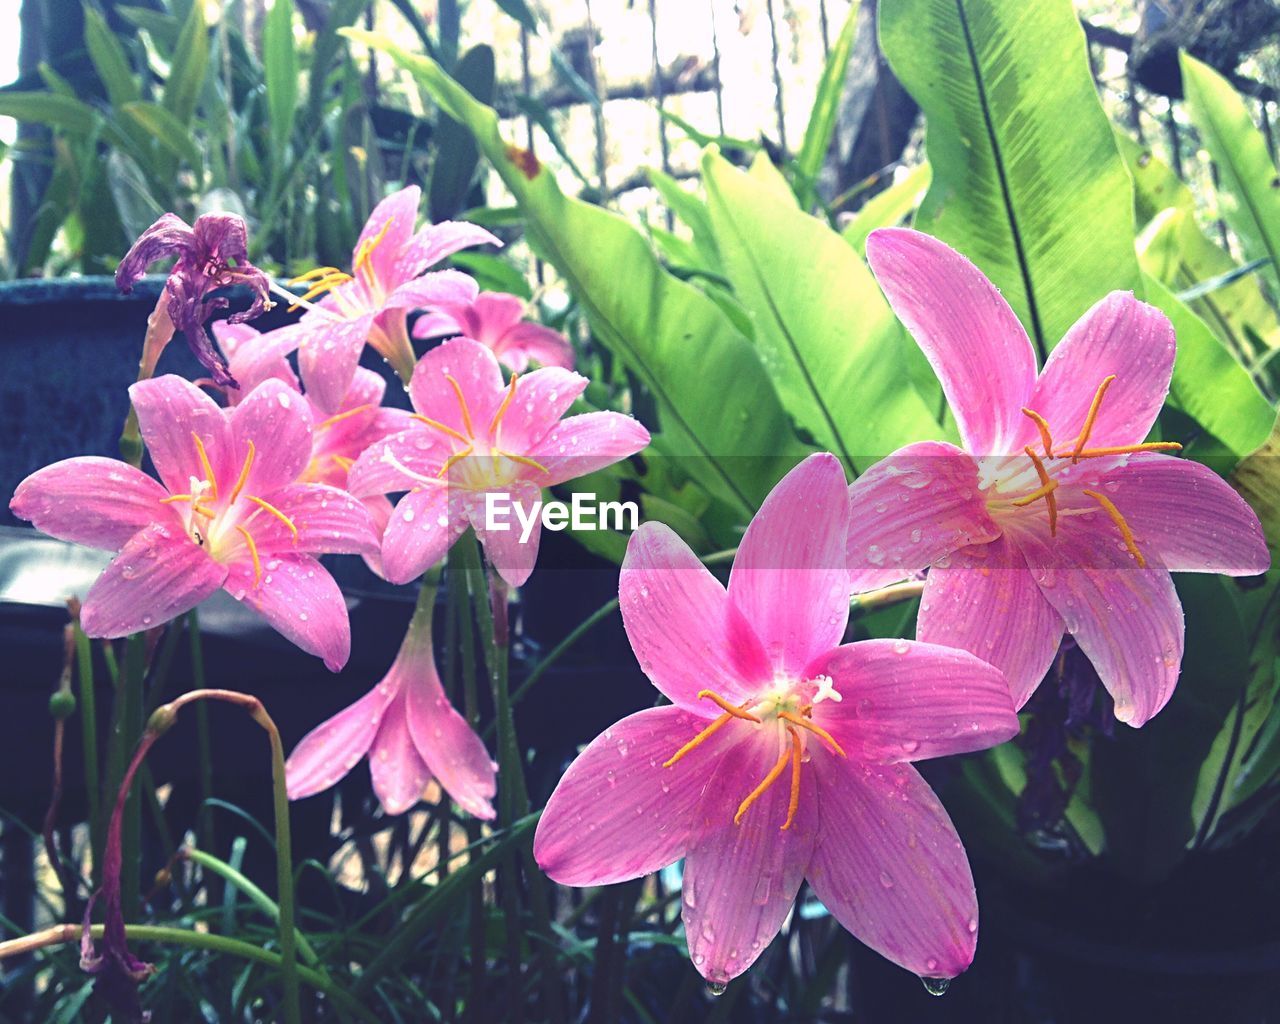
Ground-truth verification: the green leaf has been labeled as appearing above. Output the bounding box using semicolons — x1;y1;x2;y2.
1179;52;1280;301
647;167;719;268
119;102;202;168
264;0;298;160
448;251;532;299
1142;272;1276;458
880;0;1141;357
162;0;209;126
430;45;494;220
702;151;941;471
841;161;932;255
347;30;807;513
83;6;140;109
0;91;98;134
795;1;860;205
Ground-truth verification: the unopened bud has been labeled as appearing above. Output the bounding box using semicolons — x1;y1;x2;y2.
48;691;77;719
146;703;179;736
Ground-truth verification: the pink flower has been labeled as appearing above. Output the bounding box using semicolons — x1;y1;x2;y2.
849;228;1270;726
347;338;650;587
412;291;575;372
10;375;380;670
285;592;496;818
534;454;1019;985
286;186;499;411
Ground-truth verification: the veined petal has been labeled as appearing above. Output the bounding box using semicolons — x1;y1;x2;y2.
129;375;234;495
263;483;380;557
808;639;1019;763
468;292;525;338
1023;292;1175;452
213;322;301;403
467;480;542;587
1097;453;1269;576
847;441;999;593
369;693;432;815
229;379;315;495
286;680;399;800
297;314;377;414
80;523;227;636
355;186;421;284
682;727;817;985
1017;528;1184;726
498;322;575;372
620;523;772;712
535;412;650;487
380;487;466;585
728;454;850;676
401;221;501;276
865;229;1037;457
408;338;507;435
346;429;449;498
11;457;174;550
534;706;714;884
491;367;588;451
225;553;351;672
806;761;978;979
410;310;466;341
360;495;394;578
917;535;1065;709
385;269;480;312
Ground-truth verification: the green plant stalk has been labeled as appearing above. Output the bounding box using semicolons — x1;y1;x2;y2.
119;634;147;919
74;624;102;873
188;610;215;855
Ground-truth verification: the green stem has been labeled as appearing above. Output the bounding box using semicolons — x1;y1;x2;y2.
74;625;102;875
119;634;147;920
188;611;215;855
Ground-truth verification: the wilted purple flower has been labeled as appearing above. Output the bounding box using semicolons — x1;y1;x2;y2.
116;213;272;388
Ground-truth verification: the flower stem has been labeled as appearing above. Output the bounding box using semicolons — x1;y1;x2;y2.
118;634;147;920
73;623;102;875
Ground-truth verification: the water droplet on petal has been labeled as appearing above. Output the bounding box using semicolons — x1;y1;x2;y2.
921;975;950;997
706;982;727;997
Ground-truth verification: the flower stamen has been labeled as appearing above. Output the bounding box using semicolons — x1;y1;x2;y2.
698;689;763;722
191;433;218;501
1024;446;1059;536
1071;441;1183;459
489;373;520;436
444;375;475;436
353;218;393;278
663;712;734;768
244;495;299;543
734;739;793;825
1022;407;1055;457
411;414;471;444
781;727;803;831
437;445;476;479
315;405;373;432
1011;479;1059;508
235;524;263;586
1071;375;1116;462
228;441;255;505
499;451;550;475
778;710;846;757
1082;489;1146;567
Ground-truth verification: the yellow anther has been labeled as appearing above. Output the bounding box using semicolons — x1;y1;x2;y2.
778;710;846;757
663;712;734;769
228;440;255;505
1083;489;1146;568
1071;441;1183;459
1024;446;1058;536
287;271;353;311
244;495;299;543
192;503;218;520
488;373;520;436
1011;479;1060;508
437;445;475;479
315;405;373;432
1021;407;1055;458
160;494;193;504
1071;375;1117;462
781;727;803;831
444;375;475;436
236;524;262;586
353;218;394;275
698;689;762;723
501;452;550;475
288;265;345;285
734;741;793;826
411;413;471;444
191;432;218;501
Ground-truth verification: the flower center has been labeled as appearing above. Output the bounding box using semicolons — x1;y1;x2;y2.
663;684;847;831
159;433;298;585
286;217;395;315
981;375;1181;567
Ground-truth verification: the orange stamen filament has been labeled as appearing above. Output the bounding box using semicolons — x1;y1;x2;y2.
1024;446;1059;536
663;712;734;768
1071;441;1183;459
1011;479;1060;508
411;413;471;444
244;495;299;543
1071;375;1116;462
287;271;353;310
316;405;373;432
734;739;794;825
488;373;520;436
500;452;550;475
437;445;475;478
445;375;475;436
1021;407;1055;457
289;265;346;285
697;689;762;722
161;494;193;504
778;711;846;757
353;218;393;277
191;433;218;501
781;728;802;831
228;441;255;505
236;524;262;585
1082;489;1146;568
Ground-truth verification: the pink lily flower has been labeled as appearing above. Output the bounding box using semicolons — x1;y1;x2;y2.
10;375;380;670
534;454;1019;985
285;588;497;817
286;186;499;411
347;338;650;588
412;291;575;372
849;228;1270;726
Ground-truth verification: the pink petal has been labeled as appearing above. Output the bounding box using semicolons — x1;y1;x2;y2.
535;412;650;487
806;761;978;979
681;728;818;984
224;553;352;671
807;639;1019;762
1016;527;1184;726
286;680;399;800
229;379;315;495
534;705;718;884
385;269;481;312
264;483;380;557
492;367;588;451
402;640;497;820
865;229;1037;457
727;454;850;676
213;322;301;402
11;457;174;550
346;428;449;498
380;487;467;585
360;495;394;578
410;310;465;340
468;480;543;587
80;523;227;636
1023;292;1175;452
620;523;772;712
917;535;1066;709
129;375;234;494
401;221;501;277
369;692;432;814
355;186;422;284
498;321;574;371
469;292;526;337
1096;453;1269;575
408;338;506;437
297;313;377;414
846;441;1000;593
